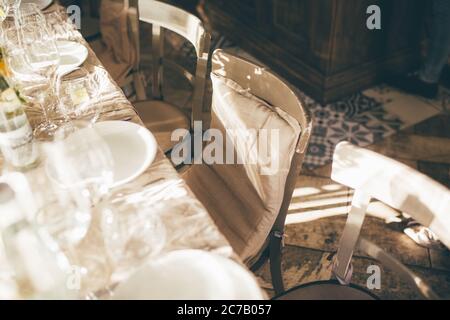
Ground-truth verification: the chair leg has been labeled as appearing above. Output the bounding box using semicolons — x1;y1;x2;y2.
269;233;285;295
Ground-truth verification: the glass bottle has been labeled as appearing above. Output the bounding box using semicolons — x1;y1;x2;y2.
0;74;38;170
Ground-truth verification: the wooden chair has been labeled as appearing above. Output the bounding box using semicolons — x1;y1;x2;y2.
133;0;211;153
276;142;450;300
181;49;313;294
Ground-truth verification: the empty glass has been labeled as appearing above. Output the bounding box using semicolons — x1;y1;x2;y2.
1;26;38;86
59;67;101;123
0;1;10;74
34;143;93;248
14;2;45;25
15;3;63;139
0;0;9;22
32;121;115;297
48;121;114;202
101;200;166;278
34;120;113;245
6;0;20;16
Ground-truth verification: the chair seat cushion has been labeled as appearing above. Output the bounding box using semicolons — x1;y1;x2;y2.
134;100;190;152
182;164;256;257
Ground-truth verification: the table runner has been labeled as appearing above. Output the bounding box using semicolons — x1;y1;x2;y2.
0;3;237;297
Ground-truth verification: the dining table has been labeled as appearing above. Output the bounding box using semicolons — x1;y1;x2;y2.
0;2;259;299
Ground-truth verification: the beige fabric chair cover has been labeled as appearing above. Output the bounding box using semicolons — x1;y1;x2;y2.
184;73;301;263
96;0;137;86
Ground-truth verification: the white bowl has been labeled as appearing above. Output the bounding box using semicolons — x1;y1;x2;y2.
93;121;158;188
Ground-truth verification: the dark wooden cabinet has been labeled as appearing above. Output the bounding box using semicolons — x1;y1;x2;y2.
203;0;426;103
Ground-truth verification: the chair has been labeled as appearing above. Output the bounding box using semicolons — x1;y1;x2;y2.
181;49;313;294
275;141;450;300
133;0;211;153
93;0;145;100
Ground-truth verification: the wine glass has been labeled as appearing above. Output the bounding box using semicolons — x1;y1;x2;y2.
16;3;63;139
48;120;115;202
59;67;102;124
37;121;115;297
35;162;92;249
101;200;166;279
6;0;20;16
14;1;44;25
36;120;114;245
0;0;10;55
1;22;57;132
0;0;9;22
1;25;39;86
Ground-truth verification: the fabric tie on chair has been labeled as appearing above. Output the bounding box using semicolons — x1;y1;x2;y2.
95;0;137;86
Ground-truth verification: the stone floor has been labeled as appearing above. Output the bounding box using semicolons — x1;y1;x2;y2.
255;113;450;299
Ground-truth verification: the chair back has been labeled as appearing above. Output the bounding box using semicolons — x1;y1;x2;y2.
210;49;312;263
212;50;310;128
331;141;450;299
138;0;211;125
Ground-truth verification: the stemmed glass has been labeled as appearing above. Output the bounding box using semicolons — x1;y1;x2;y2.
48;121;115;201
6;0;20;16
0;0;10;67
35;121;115;297
17;3;60;137
4;3;63;139
101;200;166;279
1;26;38;86
35;120;114;246
59;67;103;124
0;0;9;22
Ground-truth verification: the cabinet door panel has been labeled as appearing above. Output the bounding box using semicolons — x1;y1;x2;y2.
330;0;424;73
272;0;333;73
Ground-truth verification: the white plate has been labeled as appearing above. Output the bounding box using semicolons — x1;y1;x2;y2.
21;0;53;11
93;121;157;188
112;250;264;300
56;41;89;76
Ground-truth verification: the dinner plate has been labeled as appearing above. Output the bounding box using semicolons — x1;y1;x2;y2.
46;121;157;189
21;0;53;11
93;121;157;188
112;250;264;300
56;41;89;76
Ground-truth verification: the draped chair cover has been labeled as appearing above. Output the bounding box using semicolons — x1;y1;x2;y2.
95;0;137;86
